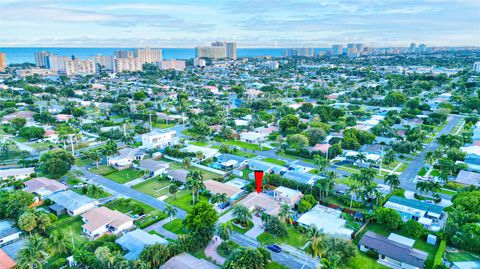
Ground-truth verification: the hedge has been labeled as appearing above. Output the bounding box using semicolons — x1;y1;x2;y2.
433;239;447;267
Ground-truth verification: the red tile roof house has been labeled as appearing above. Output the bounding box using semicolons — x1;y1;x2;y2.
81;207;134;240
43;129;59;143
309;143;331;155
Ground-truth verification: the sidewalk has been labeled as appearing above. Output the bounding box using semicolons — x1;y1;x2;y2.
204;237;225;265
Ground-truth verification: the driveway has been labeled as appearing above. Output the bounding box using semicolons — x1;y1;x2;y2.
218;210;234;224
144;218;178;240
244;216;264;239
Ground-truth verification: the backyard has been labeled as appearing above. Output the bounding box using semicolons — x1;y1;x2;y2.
222;140;269;151
104;168;144;184
47;216;87;247
165;189;210;210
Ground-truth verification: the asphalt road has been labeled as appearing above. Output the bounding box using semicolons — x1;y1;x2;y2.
398;114;463;192
76;166;187;219
231;232;318;269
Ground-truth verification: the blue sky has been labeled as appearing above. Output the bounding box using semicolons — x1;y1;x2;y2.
0;0;479;47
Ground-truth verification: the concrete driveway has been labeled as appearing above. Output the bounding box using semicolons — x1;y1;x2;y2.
244;216;264;239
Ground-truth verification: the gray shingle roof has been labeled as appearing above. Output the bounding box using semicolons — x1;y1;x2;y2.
359;231;428;268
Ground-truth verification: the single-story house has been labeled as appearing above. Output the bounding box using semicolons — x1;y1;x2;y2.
238;192;282;216
248;160;285;174
166;169;189;184
181;145;218;160
138;159;169;177
297;205;353;238
224;178;251;189
359;231;428;269
116;229;168;260
204;180;244;200
0;167;35;180
239;131;268;145
23;177;68;198
271;186;303;207
81;207;133;240
384;196;444;224
454;170;480;187
214;154;248;170
108;148;145;170
48;190;97;216
161;253;218;269
0;221;21;248
0;249;15;269
282;170;319;185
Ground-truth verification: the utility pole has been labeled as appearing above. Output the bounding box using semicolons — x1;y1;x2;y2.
70;135;75;156
379;145;384;176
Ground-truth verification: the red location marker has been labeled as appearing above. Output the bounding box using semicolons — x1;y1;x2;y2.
254;170;264;193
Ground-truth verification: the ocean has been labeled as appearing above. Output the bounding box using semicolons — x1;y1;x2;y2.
0;47;331;64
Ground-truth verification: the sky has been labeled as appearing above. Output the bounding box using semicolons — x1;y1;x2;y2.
0;0;479;48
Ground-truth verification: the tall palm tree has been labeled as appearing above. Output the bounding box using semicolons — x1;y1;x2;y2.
216;222;233;240
416;181;429;195
348;182;361;209
17;234;49;269
232;205;252;225
212;193;229;211
313;155;329;172
425;151;435;166
384;174;400;193
186;171;205;204
49;230;71;256
306;225;325;259
278;203;292;225
316;178;334;200
163;204;177;222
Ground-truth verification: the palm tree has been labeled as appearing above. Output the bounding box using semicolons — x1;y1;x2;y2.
313;155;329;172
17;234;49;269
186;171;205;204
121;134;134;146
416;181;429;195
49;230;71;256
216;222;233;240
384;149;397;165
212;193;229;211
353;153;367;165
384;174;400;193
306;225;325;259
348;182;361;209
316;178;334;200
232;205;252;226
278;203;292;225
163;204;177;222
425;151;435;166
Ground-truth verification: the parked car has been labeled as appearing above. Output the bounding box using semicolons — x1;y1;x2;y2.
267;244;282;253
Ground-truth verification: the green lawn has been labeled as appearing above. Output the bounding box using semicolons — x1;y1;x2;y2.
446;249;480;262
277;152;313;163
132;177;172;198
263;158;287;166
223;140;269;151
231;150;257;158
189;141;209;146
75;157;92;167
418;167;428;176
165;190;210;211
163;218;186;234
13;137;28;142
90;165;116;175
257;226;308;249
104;168;143;184
430;169;440;177
29;141;55;151
344;253;389;269
71;187;111;199
66;176;83;186
47;216;87;247
106;198;155;214
153;122;175;129
165;160;222;180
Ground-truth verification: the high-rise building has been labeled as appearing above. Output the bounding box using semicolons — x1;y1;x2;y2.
356;43;365;52
331;45;343;55
114;58;143;72
225;42;237;60
347;46;359;58
134;48;163;64
193;57;206;67
46;55;72;71
35;51;51;67
410;43;417;52
284;48;314;57
418;44;427;53
195;46;226;59
114;50;134;59
89;55;114;71
474;62;480;73
0;53;6;72
65;59;96;76
156;60;186;71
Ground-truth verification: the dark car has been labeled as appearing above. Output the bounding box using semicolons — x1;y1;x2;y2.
267;244;282;253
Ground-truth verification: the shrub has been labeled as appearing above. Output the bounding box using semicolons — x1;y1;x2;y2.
404;220;426;238
433;240;447;267
366;249;379;259
217;240;240;258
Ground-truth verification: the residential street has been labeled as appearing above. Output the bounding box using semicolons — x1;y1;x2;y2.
75;165;187;219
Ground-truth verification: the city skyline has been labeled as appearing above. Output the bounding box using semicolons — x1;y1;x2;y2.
1;0;479;48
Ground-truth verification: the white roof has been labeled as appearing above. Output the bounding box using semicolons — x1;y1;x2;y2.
460;146;480;155
297;205;353;238
387;233;415;247
181;145;218;157
0;167;35;178
240;131;267;140
274;186;302;199
418;217;433;226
